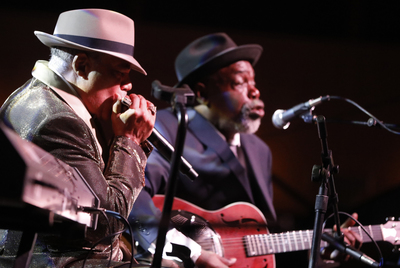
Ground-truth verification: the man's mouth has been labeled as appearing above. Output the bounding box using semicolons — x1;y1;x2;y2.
249;108;264;119
245;100;265;119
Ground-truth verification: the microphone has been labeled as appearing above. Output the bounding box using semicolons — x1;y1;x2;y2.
272;95;330;129
120;97;198;181
321;233;381;267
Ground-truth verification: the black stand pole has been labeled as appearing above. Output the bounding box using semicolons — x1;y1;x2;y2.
14;231;37;268
308;115;341;268
309;115;382;268
151;81;195;268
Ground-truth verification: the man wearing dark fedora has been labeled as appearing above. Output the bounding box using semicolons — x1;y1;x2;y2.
130;33;363;267
129;32;271;267
0;9;156;267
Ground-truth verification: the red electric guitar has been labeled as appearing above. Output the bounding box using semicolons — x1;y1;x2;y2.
153;195;400;268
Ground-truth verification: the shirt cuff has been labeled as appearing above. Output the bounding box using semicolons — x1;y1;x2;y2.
148;228;202;264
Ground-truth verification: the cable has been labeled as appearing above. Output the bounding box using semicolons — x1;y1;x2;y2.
78;206;135;268
104;210;135;268
80;209;111;268
328;96;400;135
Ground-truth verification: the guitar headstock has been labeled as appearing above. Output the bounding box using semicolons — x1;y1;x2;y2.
382;220;400;245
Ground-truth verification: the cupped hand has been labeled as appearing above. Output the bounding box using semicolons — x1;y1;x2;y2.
111;93;156;144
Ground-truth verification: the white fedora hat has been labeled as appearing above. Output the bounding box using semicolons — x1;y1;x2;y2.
34;8;146;75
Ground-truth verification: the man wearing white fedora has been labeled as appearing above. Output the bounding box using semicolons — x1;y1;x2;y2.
0;8;156;267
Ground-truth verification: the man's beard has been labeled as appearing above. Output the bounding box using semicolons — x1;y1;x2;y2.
237;115;262;134
220;99;264;135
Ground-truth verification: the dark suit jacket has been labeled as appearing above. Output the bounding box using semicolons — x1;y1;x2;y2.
130;107;276;250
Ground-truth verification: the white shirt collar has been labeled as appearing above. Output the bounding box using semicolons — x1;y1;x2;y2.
31;60;103;156
230;132;241;147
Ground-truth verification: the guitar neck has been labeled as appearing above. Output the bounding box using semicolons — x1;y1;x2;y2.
244;224;384;256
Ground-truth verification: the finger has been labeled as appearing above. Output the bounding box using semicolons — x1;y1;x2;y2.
119;109;136;124
112;99;121;114
219;256;237;266
227;258;237;266
342;230;356;244
334;213;358;231
130;94;141;109
343;229;362;249
321;246;334;260
341;213;358;228
330;249;340;260
132;95;148;116
147;102;157;116
139;95;148;111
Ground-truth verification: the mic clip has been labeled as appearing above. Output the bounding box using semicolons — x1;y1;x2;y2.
151;80;195;107
300;106;316;124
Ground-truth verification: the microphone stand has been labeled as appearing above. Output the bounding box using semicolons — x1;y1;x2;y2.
309;115;342;268
151;81;195;268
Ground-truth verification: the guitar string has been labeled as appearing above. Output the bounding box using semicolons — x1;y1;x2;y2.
210;225;382;245
213;228;381;250
196;226;383;255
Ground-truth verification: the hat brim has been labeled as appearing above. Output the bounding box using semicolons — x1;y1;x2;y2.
175;44;262;87
35;31;146;75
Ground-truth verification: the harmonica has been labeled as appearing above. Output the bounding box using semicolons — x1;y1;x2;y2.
121;96;156;115
121;96;132;112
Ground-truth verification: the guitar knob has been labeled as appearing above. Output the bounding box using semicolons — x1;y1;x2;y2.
386;217;395;222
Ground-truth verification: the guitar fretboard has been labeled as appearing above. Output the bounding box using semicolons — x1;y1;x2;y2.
244;225;384;257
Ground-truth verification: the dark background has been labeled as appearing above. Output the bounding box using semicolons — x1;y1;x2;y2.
1;1;400;267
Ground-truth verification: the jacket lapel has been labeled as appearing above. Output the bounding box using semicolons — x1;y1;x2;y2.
241;136;268;195
241;135;277;221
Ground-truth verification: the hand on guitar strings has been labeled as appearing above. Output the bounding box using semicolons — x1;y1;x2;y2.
195;249;237;268
320;212;363;262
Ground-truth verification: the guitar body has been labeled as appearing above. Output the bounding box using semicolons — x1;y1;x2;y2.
152;196;400;268
153;195;275;268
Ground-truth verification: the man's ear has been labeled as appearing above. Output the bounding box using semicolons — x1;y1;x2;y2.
72;53;90;79
193;82;209;105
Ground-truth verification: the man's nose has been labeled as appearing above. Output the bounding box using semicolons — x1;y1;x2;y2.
121;76;132;92
248;85;260;99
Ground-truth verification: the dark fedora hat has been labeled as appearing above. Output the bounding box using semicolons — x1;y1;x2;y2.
175;32;262;87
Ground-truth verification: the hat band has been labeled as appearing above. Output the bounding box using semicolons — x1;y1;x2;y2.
55;34;134;56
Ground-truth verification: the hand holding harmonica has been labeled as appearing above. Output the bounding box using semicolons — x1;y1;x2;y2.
111;94;156;145
116;95;157;124
121;96;157;115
